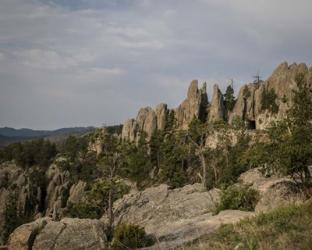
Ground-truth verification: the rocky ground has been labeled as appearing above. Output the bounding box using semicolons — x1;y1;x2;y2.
5;168;306;250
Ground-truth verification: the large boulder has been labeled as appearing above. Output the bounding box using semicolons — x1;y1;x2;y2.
146;210;254;250
102;183;222;247
175;80;208;129
7;217;51;250
239;168;306;213
7;217;107;250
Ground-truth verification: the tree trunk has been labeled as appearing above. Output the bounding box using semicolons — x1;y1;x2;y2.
200;152;207;190
108;187;114;229
304;166;311;184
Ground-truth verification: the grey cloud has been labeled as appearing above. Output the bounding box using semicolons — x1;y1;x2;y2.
0;0;312;129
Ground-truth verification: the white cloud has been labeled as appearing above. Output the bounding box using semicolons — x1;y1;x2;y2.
0;52;5;61
15;49;78;69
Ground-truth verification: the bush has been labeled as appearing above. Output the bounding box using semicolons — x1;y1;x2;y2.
59;135;88;161
67;179;129;219
216;185;259;213
112;224;155;249
67;202;101;219
261;88;279;113
2;192;32;243
0;139;57;168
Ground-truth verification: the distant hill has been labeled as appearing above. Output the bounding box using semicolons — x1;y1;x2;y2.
0;134;25;147
0;126;95;147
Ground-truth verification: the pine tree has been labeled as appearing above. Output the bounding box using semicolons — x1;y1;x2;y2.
267;73;312;186
224;84;235;112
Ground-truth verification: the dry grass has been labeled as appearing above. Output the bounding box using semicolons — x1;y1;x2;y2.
182;200;312;250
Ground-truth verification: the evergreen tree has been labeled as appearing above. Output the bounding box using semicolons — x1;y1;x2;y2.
266;73;312;186
224;84;235;112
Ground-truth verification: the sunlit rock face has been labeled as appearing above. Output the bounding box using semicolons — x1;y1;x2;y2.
208;84;225;123
229;62;311;129
121;62;312;141
175;80;208;129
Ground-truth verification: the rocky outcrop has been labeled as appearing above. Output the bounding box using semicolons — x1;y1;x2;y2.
121;107;158;141
146;210;254;249
45;163;71;219
7;217;107;250
136;107;157;139
66;181;86;206
0;163;45;243
102;183;223;248
121;62;312;141
175;80;208;129
0;160;90;243
121;119;138;141
7;217;50;250
208;84;225;123
239;168;306;213
229;62;311;129
121;80;210;141
229;83;259;125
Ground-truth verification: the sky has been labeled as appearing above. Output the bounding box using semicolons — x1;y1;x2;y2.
0;0;312;129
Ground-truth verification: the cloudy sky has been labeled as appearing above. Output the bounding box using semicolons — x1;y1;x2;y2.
0;0;311;129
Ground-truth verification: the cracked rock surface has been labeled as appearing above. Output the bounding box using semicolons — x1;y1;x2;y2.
7;218;107;250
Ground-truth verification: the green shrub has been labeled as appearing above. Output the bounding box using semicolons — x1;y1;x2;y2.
243;86;251;99
112;224;155;249
216;185;259;213
0;139;57;168
261;88;279;113
2;192;32;243
67;202;101;219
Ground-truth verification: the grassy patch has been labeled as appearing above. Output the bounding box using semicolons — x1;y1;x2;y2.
183;200;312;249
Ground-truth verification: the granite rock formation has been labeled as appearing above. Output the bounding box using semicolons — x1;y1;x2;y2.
229;62;312;129
208;84;225;123
175;80;208;129
7;217;107;250
121;62;312;141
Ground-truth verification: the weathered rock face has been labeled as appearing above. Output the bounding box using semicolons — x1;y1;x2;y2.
136;107;157;139
175;80;208;129
228;83;259;127
121;62;312;141
155;103;168;131
0;161;89;244
67;181;86;206
208;84;225;123
7;217;107;250
101;183;222;247
45;163;72;220
121;119;138;141
121;80;209;141
239;168;306;213
0;163;46;244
